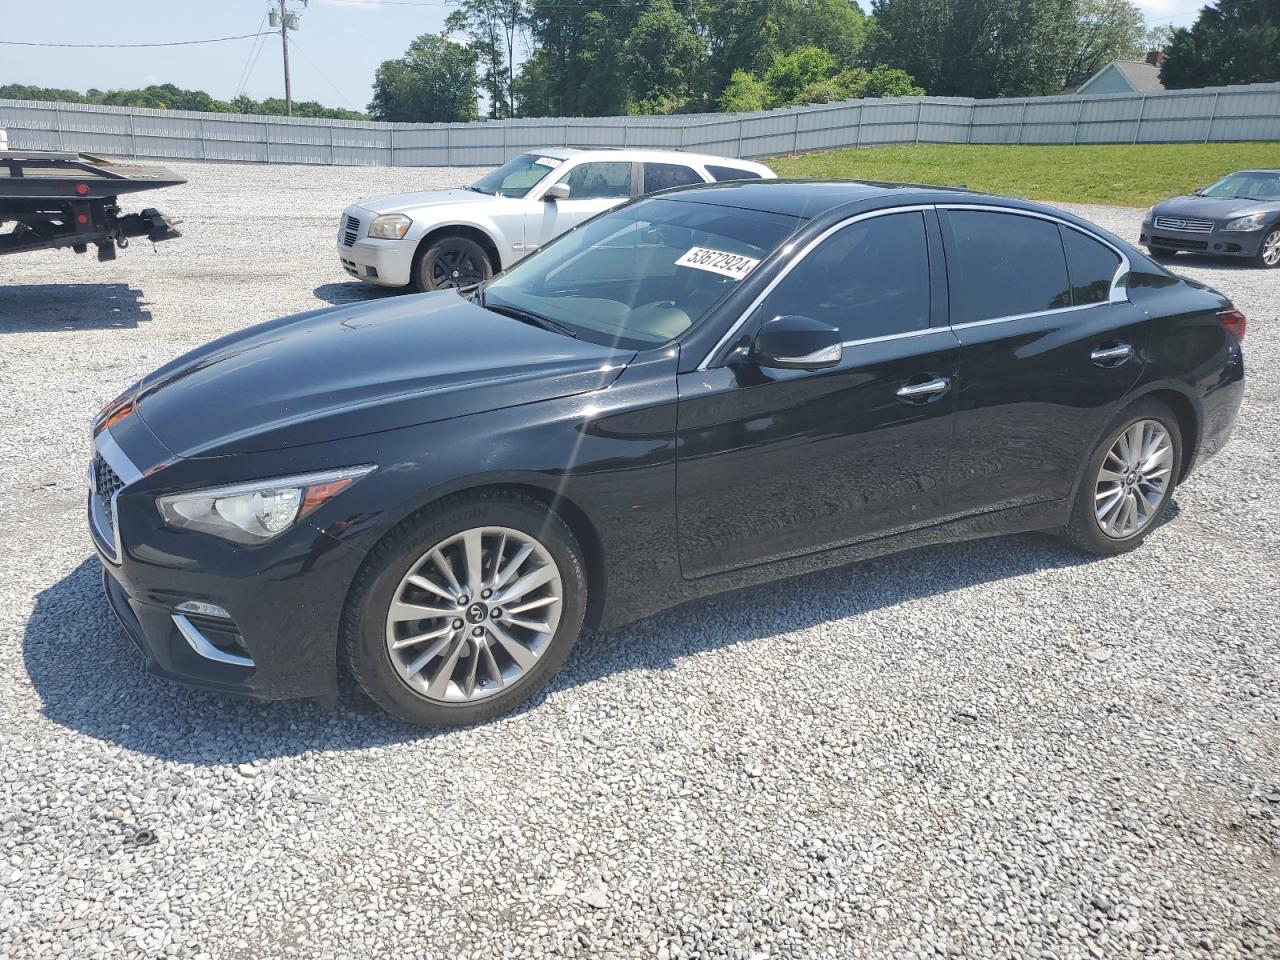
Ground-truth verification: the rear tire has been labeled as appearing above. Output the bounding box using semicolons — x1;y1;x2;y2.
1254;227;1280;269
412;234;493;293
343;490;587;726
1061;398;1182;556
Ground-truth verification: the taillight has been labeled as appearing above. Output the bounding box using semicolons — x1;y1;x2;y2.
1218;308;1247;343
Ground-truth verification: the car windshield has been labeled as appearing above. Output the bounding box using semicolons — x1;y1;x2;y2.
481;197;802;350
1200;171;1280;202
468;153;563;198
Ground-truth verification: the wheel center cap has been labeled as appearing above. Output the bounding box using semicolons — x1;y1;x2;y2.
465;603;488;624
452;270;460;278
1126;472;1138;486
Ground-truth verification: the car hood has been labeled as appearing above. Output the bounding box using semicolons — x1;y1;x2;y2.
133;293;632;459
355;189;496;216
1152;195;1279;221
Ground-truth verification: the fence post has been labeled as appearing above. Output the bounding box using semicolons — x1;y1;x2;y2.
55;104;64;151
128;111;137;158
1205;91;1220;142
264;120;270;164
1015;99;1028;144
329;123;335;166
791;109;801;155
736;118;743;157
198;118;206;161
445;124;451;168
1132;96;1147;144
914;99;923;144
1071;98;1083;145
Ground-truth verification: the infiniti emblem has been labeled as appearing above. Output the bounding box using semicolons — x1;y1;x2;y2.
466;603;488;624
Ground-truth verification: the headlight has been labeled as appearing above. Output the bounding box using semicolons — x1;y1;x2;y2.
368;214;412;239
156;466;375;544
1223;213;1267;232
1144;206;1156;222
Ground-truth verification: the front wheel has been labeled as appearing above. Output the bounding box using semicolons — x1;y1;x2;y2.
1254;227;1280;269
413;235;493;293
344;490;587;726
1062;399;1182;556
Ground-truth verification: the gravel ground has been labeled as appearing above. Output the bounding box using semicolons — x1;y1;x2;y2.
0;161;1277;960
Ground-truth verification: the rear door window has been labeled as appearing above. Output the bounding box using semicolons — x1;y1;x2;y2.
946;210;1071;323
1061;227;1122;306
705;165;764;182
642;163;704;192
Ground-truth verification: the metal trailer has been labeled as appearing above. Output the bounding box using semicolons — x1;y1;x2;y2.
0;149;183;261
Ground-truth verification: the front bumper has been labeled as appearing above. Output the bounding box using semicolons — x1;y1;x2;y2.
89;426;369;701
336;237;415;287
1140;220;1266;258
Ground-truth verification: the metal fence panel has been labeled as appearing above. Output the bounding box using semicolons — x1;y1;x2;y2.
1;83;1276;166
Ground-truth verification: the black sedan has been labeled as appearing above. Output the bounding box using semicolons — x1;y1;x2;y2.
1140;168;1280;268
89;180;1246;725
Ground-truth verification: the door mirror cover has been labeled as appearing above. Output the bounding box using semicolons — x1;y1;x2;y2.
544;182;571;201
749;315;842;370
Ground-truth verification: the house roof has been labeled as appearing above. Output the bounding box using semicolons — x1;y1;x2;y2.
1076;59;1166;95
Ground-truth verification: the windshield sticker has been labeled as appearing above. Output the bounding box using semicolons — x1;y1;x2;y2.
675;246;761;279
533;156;560;168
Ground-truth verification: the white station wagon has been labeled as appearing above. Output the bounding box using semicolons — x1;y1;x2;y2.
336;148;776;292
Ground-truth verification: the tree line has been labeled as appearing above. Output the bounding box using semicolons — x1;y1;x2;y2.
0;82;364;120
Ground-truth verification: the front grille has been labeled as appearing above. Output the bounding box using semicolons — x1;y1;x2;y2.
1151;237;1209;251
1154;216;1214;234
89;452;125;561
342;214;360;247
93;453;123;502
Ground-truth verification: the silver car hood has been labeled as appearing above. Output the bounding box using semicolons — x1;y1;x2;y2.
354;189;497;216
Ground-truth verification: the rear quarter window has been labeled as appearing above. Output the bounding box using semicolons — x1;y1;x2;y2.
705;165;764;182
1061;227;1122;306
643;163;704;192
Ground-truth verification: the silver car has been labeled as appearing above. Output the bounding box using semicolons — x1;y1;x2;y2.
336;148;775;292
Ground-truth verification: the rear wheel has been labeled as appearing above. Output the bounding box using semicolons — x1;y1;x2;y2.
344;490;587;726
1255;227;1280;269
413;234;493;293
1062;398;1182;556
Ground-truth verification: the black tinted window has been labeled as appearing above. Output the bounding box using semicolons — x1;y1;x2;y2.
558;161;632;199
947;211;1071;323
1061;227;1121;306
643;163;704;192
706;165;763;182
761;212;931;339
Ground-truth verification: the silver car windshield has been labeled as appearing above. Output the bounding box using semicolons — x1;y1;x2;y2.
1201;171;1280;202
469;153;562;198
482;197;802;350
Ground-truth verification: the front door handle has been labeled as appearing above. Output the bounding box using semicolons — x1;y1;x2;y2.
1091;343;1133;366
896;376;951;401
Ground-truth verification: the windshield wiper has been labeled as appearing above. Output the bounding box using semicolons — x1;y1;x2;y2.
466;185;491;195
485;302;579;339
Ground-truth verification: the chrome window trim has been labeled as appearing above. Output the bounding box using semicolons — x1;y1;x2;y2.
937;203;1131;310
696;205;937;371
89;427;142;565
697;202;1133;371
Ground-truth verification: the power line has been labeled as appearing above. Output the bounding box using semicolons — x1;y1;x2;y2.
234;14;271;99
0;32;276;49
287;36;362;112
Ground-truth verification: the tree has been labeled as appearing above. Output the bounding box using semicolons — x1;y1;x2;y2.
867;0;1078;97
1065;0;1148;89
446;0;525;118
1160;0;1280;89
764;46;838;103
368;34;479;122
0;83;362;119
622;0;706;113
719;69;773;110
519;0;641;116
775;0;867;66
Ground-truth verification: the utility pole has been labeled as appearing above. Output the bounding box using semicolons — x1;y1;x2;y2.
268;0;307;117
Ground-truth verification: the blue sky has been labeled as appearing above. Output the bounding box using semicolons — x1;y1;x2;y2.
4;0;1206;112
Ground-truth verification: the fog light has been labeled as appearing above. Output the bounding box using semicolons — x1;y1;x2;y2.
176;600;231;619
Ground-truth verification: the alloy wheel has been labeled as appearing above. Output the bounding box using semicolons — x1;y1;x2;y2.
1261;230;1280;267
1094;419;1173;539
384;526;563;702
430;244;487;289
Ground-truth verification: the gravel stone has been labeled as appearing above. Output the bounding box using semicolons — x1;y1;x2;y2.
1;161;1278;959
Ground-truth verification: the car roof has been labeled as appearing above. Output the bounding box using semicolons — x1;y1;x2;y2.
521;146;773;173
1231;168;1280;175
654;178;986;219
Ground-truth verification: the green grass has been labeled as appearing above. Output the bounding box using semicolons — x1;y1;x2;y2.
769;142;1280;207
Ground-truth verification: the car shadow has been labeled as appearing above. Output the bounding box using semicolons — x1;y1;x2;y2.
1156;253;1263;273
312;281;404;306
0;284;152;331
21;503;1164;766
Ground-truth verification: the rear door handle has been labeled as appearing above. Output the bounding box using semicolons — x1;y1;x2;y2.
1091;343;1133;365
896;376;951;401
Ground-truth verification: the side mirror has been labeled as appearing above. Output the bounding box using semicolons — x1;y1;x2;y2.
1192;186;1206;196
749;315;842;371
544;182;571;201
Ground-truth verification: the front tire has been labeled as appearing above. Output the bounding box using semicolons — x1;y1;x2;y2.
1062;398;1182;556
1254;227;1280;269
343;490;587;726
412;235;493;293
